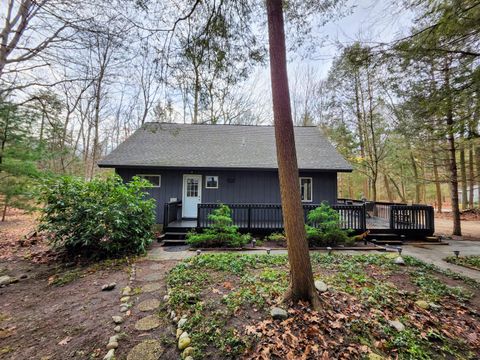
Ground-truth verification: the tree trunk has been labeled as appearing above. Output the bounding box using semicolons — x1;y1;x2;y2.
266;0;320;308
410;152;420;203
459;132;468;209
432;145;442;212
476;143;480;206
193;65;200;124
444;59;461;235
383;173;393;202
468;142;474;207
1;198;8;222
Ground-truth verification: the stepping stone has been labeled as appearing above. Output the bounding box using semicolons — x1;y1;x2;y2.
127;339;163;360
141;273;164;282
142;283;162;293
134;315;161;331
149;263;164;270
314;280;328;293
137;299;161;312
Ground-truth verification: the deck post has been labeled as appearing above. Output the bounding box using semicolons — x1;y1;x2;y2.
197;204;201;228
163;203;169;229
362;203;367;232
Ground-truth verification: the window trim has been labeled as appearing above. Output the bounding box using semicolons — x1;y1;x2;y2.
300;177;313;203
205;175;219;189
137;174;161;188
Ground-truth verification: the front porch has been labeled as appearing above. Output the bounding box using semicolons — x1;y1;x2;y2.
163;200;435;241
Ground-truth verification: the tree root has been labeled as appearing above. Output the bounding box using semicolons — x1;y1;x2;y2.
283;284;322;311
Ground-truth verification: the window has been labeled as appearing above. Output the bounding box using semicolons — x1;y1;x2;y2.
300;177;312;202
138;174;161;187
205;176;219;189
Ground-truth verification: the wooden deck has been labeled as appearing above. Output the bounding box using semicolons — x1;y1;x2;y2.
164;201;435;239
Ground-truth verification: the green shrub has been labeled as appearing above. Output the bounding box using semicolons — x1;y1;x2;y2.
38;175;155;258
186;204;251;248
265;232;287;247
305;202;353;247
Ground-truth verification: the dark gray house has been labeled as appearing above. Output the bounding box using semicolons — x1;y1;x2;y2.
98;122;353;231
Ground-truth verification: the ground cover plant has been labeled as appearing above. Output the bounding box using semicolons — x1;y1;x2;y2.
186;204;251;248
444;255;480;271
38;175;156;259
165;253;480;359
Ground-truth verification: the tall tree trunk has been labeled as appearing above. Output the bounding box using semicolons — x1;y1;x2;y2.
468;142;474;207
410;152;420;203
383;173;393;202
266;0;320;308
476;143;480;206
193;65;200;124
459;132;468;209
432;145;442;212
444;59;461;235
1;197;8;222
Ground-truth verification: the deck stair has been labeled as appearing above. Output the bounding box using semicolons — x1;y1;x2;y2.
162;230;188;245
368;233;403;246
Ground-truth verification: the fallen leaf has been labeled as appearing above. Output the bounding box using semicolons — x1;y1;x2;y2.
58;336;72;345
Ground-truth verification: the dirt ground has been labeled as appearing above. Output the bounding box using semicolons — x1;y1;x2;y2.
434;217;480;240
0;209;170;360
0;259;131;359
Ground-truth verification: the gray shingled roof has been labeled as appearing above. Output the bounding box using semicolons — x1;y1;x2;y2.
98;122;352;171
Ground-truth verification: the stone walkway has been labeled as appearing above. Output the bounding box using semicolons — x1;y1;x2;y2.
120;258;177;360
403;240;480;281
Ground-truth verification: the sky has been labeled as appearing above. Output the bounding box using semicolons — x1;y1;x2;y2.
242;0;417;123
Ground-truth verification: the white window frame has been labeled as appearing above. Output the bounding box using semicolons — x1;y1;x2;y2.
137;174;161;188
300;177;313;202
205;175;219;189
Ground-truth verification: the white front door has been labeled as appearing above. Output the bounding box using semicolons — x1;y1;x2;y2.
182;175;202;218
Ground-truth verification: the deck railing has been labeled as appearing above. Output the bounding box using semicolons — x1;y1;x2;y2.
390;205;435;236
163;200;182;228
338;198;434;236
197;203;367;232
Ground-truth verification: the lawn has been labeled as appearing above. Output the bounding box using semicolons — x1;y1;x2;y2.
444;255;480;271
165;253;480;360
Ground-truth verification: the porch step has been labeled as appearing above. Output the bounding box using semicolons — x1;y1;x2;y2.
368;233;402;245
163;239;187;245
162;230;188;246
164;231;187;240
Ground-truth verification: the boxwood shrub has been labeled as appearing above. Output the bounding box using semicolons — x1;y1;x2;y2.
39;175;156;258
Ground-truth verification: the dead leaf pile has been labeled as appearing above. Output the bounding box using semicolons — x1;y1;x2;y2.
243;288;480;359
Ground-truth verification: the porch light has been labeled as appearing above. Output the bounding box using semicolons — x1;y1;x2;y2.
453;250;460;259
196;249;202;256
327;247;333;255
266;248;271;255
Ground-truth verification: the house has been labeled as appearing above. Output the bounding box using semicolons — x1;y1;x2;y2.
98;122;352;226
99;122;435;240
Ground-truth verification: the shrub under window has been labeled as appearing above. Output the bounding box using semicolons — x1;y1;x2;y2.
39;175;156;259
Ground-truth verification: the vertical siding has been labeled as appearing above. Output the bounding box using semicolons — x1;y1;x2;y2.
116;167;338;223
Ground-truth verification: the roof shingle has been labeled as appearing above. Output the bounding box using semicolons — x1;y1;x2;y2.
98;122;352;171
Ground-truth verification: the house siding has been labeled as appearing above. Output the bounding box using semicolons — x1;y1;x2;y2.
116;167;338;223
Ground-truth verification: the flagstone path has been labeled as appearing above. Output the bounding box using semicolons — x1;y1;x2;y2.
112;257;178;360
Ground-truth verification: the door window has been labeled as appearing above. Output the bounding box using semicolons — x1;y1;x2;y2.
186;178;199;197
